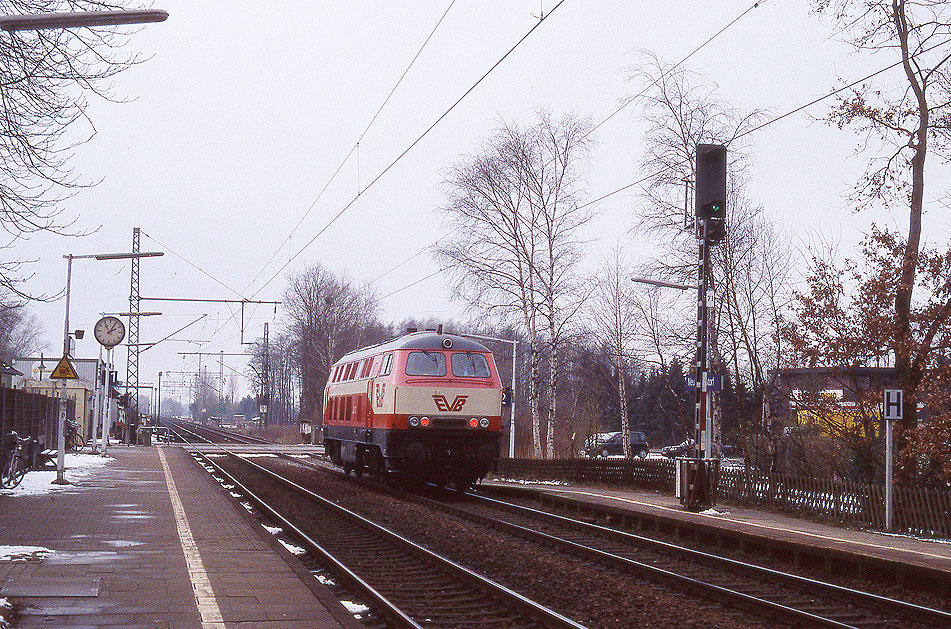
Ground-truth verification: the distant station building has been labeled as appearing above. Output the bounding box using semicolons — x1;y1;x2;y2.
768;366;897;436
0;362;22;389
12;356;112;440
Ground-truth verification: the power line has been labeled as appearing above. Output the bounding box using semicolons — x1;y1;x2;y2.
373;1;766;301
375;39;948;302
244;0;458;294
252;0;569;299
590;0;766;136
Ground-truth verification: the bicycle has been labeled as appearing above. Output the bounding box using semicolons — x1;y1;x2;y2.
66;420;85;452
1;431;29;489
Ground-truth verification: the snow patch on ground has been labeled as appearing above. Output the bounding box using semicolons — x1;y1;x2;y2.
492;478;568;486
0;596;12;629
0;453;113;498
277;539;307;555
0;545;54;562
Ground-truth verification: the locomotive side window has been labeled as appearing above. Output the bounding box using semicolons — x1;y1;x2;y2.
380;353;393;376
405;351;447;377
451;352;490;378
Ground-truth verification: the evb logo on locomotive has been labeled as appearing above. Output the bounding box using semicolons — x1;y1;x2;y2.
432;394;468;412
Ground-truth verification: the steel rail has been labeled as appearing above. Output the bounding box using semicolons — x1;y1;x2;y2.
164;419;269;444
195;451;422;628
457;490;951;628
161;423;419;627
252;452;951;627
214;451;584;629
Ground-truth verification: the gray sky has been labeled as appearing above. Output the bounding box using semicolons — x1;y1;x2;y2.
11;1;947;402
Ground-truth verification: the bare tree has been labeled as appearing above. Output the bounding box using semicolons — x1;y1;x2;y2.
814;0;951;437
631;51;762;279
587;244;639;456
629;54;790;465
436;112;593;458
0;294;44;363
0;0;146;295
281;263;378;427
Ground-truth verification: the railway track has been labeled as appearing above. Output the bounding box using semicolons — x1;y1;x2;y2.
163;419;270;445
274;453;951;628
165;433;951;627
432;490;951;628
193;446;582;628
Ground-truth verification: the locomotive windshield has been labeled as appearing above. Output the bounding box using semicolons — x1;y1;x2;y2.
405;351;447;376
451;352;490;378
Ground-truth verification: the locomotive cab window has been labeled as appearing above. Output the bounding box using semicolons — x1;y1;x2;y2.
405;351;447;377
380;353;394;376
451;352;490;378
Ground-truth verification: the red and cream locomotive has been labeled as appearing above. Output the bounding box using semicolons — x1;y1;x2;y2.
322;329;504;488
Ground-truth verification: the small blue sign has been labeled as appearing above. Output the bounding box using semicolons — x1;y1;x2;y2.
686;374;722;391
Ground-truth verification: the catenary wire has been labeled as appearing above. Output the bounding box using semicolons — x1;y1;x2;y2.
134;3;460;356
377;38;949;300
251;0;569;299
374;1;767;300
243;0;458;294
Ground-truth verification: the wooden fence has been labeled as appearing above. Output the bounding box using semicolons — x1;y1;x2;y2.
0;387;67;468
494;458;951;540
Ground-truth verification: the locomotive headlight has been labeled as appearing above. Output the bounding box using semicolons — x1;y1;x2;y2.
420;416;430;427
479;417;490;428
468;418;479;428
408;416;420;427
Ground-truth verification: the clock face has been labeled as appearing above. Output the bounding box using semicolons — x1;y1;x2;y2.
94;316;125;348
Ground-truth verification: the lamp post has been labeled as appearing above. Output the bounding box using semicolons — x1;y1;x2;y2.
54;250;163;484
0;6;168;481
632;274;719;510
157;371;163;427
0;9;168;32
460;332;519;458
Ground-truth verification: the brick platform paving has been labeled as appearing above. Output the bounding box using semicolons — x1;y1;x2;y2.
0;445;361;628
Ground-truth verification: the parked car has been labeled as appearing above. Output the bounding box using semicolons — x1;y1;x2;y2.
661;440;738;458
580;431;650;458
719;444;740;458
661;439;696;458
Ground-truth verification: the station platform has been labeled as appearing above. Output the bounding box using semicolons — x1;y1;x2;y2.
484;477;951;595
0;445;362;628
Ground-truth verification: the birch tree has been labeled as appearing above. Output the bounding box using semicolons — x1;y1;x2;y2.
629;54;787;463
587;245;639;457
436;112;593;458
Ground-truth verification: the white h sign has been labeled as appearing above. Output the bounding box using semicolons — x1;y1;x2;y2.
883;389;903;421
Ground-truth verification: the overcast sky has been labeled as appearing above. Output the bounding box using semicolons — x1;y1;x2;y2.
11;1;949;403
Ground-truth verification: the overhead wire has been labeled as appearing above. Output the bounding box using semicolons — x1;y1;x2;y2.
575;35;951;212
251;0;569;299
135;2;461;357
375;0;765;301
376;25;949;302
243;0;459;294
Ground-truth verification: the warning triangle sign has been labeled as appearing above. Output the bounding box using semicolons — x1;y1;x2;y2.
50;355;79;380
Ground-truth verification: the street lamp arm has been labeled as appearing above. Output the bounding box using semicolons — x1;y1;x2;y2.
0;10;168;32
631;276;698;291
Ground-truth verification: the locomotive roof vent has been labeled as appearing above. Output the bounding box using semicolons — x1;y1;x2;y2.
442;337;453;349
406;327;418;334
